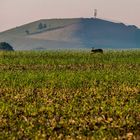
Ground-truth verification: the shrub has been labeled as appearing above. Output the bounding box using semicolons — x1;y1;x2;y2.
0;42;14;51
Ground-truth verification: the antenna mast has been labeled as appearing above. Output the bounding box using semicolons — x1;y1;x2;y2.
94;9;97;18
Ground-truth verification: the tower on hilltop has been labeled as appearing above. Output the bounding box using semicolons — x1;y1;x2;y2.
94;9;97;18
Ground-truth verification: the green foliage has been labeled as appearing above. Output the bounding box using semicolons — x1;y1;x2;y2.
38;23;44;29
0;50;140;139
38;23;47;30
25;30;30;35
0;42;14;51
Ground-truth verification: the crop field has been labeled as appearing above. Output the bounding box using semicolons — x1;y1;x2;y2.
0;50;140;139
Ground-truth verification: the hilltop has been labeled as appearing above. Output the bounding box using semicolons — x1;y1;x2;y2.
0;18;140;50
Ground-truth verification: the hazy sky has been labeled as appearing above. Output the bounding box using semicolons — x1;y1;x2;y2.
0;0;140;31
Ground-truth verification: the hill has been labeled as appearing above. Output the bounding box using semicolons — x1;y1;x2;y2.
0;18;140;50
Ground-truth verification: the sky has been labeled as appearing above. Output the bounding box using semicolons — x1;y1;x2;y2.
0;0;140;32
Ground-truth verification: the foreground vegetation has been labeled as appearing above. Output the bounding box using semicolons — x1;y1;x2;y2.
0;50;140;139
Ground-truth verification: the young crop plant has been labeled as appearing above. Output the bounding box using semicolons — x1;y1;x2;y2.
0;50;140;139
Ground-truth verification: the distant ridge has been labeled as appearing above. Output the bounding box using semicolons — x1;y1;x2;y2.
0;18;140;50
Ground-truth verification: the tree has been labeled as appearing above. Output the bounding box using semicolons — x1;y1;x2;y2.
0;42;14;51
43;24;47;28
25;30;30;35
38;23;44;30
38;23;47;30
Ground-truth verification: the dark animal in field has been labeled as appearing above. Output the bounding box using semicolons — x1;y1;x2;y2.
91;48;103;53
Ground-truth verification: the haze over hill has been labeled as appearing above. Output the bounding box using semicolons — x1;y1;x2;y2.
0;18;140;50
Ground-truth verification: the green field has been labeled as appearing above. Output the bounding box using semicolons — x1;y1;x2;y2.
0;50;140;139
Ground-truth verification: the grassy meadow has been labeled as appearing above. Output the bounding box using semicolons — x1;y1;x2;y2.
0;50;140;139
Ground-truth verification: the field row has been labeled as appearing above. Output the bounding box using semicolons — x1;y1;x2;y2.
0;50;140;139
